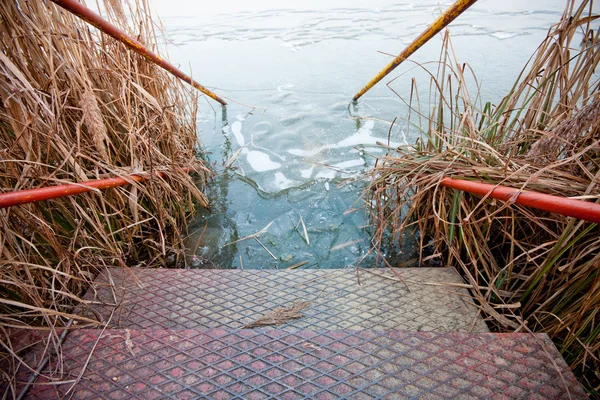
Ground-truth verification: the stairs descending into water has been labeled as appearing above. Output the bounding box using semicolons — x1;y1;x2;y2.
24;268;586;399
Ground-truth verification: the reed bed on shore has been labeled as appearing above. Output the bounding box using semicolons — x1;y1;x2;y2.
366;0;599;392
0;0;210;394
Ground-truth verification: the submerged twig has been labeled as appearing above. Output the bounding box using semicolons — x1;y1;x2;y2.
223;220;274;247
330;239;364;251
286;261;309;270
254;237;277;260
299;215;310;246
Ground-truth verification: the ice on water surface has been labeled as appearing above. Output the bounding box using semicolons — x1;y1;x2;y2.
231;121;245;146
152;0;569;268
245;150;281;173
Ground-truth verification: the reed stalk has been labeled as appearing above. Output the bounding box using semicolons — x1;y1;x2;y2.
366;0;599;392
0;0;211;395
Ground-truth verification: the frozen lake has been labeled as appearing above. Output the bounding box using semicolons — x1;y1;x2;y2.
148;0;578;269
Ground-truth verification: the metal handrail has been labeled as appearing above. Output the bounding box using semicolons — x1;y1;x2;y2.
353;0;477;101
440;177;600;224
50;0;227;105
0;170;172;208
1;173;599;224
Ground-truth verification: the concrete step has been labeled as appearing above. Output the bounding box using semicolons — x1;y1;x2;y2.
26;328;586;399
77;268;488;332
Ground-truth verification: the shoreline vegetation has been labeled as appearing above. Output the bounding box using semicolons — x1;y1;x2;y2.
366;0;599;393
0;0;211;393
0;0;597;396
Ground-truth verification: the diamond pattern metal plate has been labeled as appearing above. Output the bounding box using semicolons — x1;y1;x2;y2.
0;329;48;398
77;268;488;332
26;329;586;399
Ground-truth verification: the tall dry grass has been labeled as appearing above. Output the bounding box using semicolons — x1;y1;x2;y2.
366;0;599;392
0;0;211;394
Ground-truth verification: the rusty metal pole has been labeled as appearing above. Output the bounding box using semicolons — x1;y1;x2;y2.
50;0;227;106
353;0;477;101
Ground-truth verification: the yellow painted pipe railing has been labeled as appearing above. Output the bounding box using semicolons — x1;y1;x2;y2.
353;0;477;101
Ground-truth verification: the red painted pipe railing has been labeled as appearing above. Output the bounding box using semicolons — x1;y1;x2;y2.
1;173;599;224
0;171;168;209
50;0;227;106
440;177;600;224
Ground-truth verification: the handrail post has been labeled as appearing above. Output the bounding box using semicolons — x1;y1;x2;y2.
353;0;477;101
50;0;227;106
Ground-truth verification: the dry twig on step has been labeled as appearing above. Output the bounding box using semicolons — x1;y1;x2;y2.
243;301;311;328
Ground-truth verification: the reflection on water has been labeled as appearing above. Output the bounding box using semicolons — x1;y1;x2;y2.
149;0;579;269
186;107;240;268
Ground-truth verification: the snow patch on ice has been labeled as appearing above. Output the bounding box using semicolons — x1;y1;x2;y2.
288;120;403;157
288;145;334;157
274;172;298;190
300;166;314;179
246;151;281;172
337;120;400;147
333;159;364;169
280;42;301;52
491;31;519;40
315;169;337;180
231;121;245;147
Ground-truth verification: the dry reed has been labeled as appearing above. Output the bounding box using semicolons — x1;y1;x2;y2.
366;0;599;393
0;0;211;395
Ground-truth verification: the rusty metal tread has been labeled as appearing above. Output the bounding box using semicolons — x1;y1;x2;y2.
26;329;586;399
77;268;488;332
